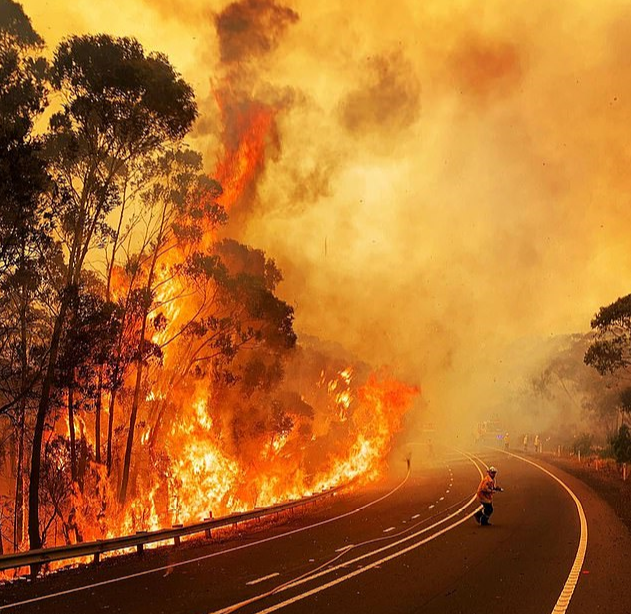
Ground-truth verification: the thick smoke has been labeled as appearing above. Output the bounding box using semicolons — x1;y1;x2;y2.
338;49;421;135
214;0;298;64
24;0;631;441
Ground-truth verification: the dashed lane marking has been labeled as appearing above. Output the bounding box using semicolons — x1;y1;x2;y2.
383;527;395;533
224;461;485;614
206;452;486;614
246;573;280;586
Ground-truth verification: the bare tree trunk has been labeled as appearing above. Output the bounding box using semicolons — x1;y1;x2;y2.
13;404;25;552
95;185;127;466
68;383;77;484
14;273;28;551
106;389;117;476
95;368;103;464
119;315;147;504
28;298;68;557
77;433;88;494
119;199;168;504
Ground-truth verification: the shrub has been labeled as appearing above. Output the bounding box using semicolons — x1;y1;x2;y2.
609;424;631;464
571;433;594;456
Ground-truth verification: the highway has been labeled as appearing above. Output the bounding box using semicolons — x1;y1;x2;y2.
2;447;631;614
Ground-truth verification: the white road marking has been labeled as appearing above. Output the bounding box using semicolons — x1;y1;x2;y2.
335;545;354;552
411;514;421;519
428;505;435;509
0;474;411;611
208;454;486;614
439;497;444;501
246;573;280;586
383;527;395;533
499;450;588;614
243;504;480;614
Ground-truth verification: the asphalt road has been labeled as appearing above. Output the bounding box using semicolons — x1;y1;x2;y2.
2;447;631;614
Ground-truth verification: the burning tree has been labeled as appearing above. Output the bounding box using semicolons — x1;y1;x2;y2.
0;0;50;554
28;32;198;552
0;0;418;564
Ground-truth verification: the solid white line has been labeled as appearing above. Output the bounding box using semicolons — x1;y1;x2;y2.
0;475;410;611
335;545;354;553
382;527;395;533
208;455;485;614
499;450;588;614
246;573;280;586
252;508;479;614
209;498;480;614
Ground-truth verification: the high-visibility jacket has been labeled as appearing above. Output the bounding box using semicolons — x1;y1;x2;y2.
477;475;496;504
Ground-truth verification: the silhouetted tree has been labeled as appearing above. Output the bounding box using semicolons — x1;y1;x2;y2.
585;295;631;422
0;0;51;553
29;32;197;554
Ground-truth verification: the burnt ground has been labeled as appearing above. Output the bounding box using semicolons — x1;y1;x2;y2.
539;452;631;533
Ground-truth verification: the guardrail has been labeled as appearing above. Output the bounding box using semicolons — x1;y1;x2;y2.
0;486;342;576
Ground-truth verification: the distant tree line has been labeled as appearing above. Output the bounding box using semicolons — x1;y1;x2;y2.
521;292;631;464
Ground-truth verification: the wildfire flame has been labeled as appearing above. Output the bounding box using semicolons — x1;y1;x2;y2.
12;79;419;566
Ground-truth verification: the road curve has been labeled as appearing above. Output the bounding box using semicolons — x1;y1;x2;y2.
2;447;631;614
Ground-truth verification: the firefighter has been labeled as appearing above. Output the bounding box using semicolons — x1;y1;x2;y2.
534;434;541;453
474;466;503;526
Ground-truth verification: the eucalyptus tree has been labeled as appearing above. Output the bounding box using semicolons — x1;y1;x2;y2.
0;0;49;552
28;33;197;553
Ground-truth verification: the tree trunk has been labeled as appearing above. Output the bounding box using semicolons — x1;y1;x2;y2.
28;299;68;556
118;198;168;504
97;179;126;467
13;405;25;551
14;273;28;552
119;316;147;504
77;434;88;494
106;389;117;476
68;384;77;484
95;368;103;464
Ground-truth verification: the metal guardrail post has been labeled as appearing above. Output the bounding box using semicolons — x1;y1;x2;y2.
172;524;183;546
136;531;147;555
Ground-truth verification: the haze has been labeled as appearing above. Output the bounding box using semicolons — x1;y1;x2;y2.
23;0;631;435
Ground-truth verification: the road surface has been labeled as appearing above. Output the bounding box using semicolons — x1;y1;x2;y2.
2;447;631;614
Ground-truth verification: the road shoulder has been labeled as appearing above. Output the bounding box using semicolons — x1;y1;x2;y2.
512;454;631;614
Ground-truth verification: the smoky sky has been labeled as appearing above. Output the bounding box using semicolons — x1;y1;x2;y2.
448;34;524;102
338;50;421;135
215;0;299;64
22;0;631;438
